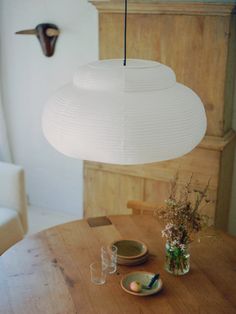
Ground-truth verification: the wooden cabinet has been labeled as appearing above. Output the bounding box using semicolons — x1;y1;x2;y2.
84;0;236;230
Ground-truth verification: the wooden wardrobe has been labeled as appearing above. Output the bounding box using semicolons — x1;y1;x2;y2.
84;0;236;230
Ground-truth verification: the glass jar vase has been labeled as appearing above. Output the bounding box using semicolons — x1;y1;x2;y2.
165;242;190;275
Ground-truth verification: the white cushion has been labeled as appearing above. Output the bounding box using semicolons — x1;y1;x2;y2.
0;207;24;255
0;162;28;232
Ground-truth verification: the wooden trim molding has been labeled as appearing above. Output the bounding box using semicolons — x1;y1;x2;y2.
84;131;236;190
90;1;236;16
199;130;236;151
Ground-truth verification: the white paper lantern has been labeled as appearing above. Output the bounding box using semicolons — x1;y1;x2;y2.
42;59;207;165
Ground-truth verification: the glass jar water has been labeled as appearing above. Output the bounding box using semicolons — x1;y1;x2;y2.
165;242;190;275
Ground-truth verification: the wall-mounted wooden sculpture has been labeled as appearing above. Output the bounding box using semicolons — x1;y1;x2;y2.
15;23;60;57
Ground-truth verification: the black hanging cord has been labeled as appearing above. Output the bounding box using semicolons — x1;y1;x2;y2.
123;0;127;66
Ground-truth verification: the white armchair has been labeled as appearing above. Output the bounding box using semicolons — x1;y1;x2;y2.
0;161;28;255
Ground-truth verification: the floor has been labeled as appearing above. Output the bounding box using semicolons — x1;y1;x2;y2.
27;206;80;235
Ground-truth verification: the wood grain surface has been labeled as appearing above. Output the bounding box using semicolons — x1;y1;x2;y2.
98;10;235;136
0;215;236;314
84;146;218;225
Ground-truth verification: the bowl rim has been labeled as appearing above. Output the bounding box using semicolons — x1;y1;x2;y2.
111;239;148;260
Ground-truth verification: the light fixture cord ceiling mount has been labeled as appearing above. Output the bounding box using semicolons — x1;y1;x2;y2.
123;0;128;66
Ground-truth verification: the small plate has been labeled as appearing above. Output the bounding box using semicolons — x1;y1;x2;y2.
112;239;148;260
120;271;163;296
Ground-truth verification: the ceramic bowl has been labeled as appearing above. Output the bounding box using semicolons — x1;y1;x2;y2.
111;239;148;260
120;271;163;296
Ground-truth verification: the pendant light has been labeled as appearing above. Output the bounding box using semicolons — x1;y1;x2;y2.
42;0;207;165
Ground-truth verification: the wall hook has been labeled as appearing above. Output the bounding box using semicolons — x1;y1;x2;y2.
15;23;60;57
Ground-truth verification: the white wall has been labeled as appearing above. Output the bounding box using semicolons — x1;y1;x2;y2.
0;0;98;216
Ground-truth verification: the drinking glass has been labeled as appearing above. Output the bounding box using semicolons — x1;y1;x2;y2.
101;245;117;274
90;262;107;285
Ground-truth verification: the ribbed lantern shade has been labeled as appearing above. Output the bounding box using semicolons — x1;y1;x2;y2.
42;59;207;165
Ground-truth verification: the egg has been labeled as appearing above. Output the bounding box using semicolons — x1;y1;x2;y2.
130;281;142;292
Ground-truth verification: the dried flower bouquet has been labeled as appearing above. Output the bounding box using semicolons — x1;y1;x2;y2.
156;174;211;275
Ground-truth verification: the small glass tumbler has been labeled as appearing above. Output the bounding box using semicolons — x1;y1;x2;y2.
101;245;117;274
90;262;107;285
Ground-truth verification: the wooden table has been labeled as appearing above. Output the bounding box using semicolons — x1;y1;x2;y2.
0;215;236;314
